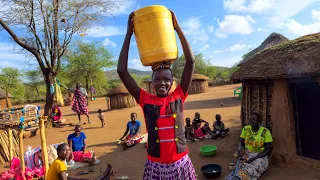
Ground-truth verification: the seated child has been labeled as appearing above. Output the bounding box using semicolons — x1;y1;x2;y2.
46;143;69;180
212;114;229;139
184;118;194;141
192;112;214;140
97;109;105;128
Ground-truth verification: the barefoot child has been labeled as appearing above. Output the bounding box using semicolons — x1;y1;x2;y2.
117;11;196;179
185;118;194;141
97;109;105;128
212;114;229;139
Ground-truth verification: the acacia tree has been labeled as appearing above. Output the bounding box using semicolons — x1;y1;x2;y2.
0;67;20;108
0;0;121;126
64;42;115;102
25;69;43;98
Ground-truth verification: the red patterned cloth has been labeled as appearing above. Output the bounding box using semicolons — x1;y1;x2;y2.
71;88;88;115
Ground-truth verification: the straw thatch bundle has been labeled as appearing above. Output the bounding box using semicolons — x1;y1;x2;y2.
188;74;209;94
144;77;178;94
0;89;13;109
231;33;320;80
239;32;289;66
106;84;136;109
0;129;19;163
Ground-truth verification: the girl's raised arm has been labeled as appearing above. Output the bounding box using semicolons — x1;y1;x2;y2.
117;13;140;102
171;11;195;94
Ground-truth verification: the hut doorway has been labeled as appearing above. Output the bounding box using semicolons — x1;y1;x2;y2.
291;81;320;161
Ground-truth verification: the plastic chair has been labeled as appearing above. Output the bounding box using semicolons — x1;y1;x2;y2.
234;87;242;100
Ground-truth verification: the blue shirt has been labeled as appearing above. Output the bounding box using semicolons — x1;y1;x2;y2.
67;132;86;152
127;120;141;135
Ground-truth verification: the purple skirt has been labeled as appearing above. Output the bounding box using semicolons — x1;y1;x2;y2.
143;154;197;180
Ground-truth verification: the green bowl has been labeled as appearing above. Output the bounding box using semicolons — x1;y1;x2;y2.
200;145;217;157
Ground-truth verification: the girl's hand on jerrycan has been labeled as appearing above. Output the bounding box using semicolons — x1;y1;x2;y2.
127;12;134;36
169;10;180;30
127;9;179;33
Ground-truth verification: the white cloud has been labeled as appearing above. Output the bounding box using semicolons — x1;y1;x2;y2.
223;0;276;13
199;44;210;51
207;26;214;33
128;58;151;71
257;28;268;32
210;56;242;67
312;10;320;21
102;38;117;47
112;0;139;16
283;19;320;36
87;26;125;37
216;15;256;38
181;17;210;44
213;44;250;54
223;0;320;26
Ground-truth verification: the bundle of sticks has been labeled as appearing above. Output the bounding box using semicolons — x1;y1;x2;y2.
0;129;19;163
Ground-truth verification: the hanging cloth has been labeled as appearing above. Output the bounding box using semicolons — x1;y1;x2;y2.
54;78;65;106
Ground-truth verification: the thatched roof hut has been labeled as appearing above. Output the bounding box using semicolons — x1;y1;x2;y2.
0;89;13;109
231;33;320;166
188;74;209;94
239;32;289;66
106;84;137;109
144;77;178;94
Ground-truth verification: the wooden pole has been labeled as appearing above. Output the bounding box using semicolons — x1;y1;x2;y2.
18;129;25;178
40;116;49;177
8;129;13;161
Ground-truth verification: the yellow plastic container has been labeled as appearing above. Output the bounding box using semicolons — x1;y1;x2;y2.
133;5;178;66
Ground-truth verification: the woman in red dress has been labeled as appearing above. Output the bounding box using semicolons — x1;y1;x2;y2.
118;11;196;179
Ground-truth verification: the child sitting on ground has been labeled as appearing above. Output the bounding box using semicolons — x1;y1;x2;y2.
97;109;105;128
212;114;230;139
185;118;194;142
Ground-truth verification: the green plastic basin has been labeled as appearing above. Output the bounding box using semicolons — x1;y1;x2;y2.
200;145;217;157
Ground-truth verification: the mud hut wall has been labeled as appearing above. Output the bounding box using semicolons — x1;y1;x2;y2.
0;98;12;109
188;80;209;94
110;94;137;109
270;79;296;165
316;77;320;86
145;81;177;94
241;81;274;130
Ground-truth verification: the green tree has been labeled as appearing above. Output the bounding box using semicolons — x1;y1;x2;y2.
172;53;216;79
64;42;115;101
25;69;43;98
0;67;20;108
0;0;122;126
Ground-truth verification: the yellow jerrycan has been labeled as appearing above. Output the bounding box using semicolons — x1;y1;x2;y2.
133;5;178;66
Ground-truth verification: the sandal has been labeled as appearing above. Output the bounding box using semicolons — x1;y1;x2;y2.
76;171;88;176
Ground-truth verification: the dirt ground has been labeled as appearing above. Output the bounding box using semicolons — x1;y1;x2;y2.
3;84;320;179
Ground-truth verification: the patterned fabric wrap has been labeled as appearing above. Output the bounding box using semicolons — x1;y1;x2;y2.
71;88;89;115
143;154;197;180
24;143;61;169
151;60;172;71
125;134;143;146
225;151;269;180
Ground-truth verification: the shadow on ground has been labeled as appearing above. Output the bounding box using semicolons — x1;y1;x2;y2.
185;97;241;110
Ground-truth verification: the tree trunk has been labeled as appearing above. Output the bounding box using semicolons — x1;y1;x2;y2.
44;80;54;128
90;78;93;101
5;88;10;109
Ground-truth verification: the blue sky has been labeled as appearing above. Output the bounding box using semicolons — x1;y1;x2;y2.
0;0;320;71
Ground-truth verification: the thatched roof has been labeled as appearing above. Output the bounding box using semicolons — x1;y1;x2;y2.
231;33;320;80
144;76;178;83
192;74;209;81
239;33;289;66
0;89;13;99
106;84;129;96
